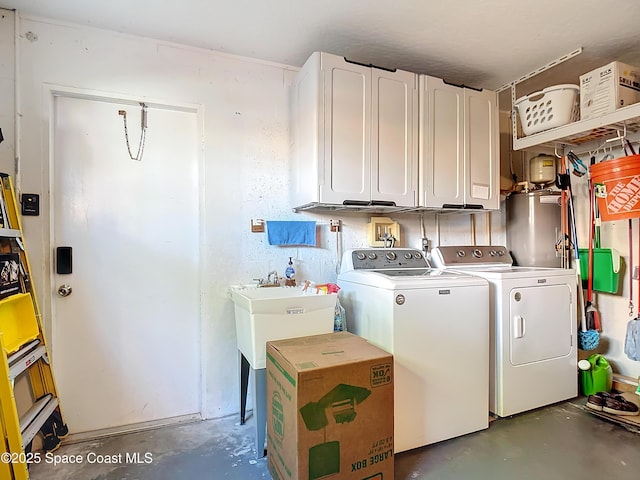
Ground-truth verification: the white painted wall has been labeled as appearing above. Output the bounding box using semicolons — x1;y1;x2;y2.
0;9;15;175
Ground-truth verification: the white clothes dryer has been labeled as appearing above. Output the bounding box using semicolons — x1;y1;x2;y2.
337;248;490;453
430;245;578;417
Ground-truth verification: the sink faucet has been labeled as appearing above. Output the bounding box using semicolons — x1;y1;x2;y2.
267;270;279;285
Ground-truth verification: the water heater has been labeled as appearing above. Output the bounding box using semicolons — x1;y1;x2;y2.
506;190;562;268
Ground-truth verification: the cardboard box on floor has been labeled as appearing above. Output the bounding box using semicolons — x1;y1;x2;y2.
266;331;394;480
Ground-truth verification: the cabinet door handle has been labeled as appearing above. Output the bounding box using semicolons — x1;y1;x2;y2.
343;57;397;73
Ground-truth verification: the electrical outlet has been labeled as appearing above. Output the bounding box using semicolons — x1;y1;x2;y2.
366;217;400;247
250;219;265;233
634;266;639;280
330;219;341;232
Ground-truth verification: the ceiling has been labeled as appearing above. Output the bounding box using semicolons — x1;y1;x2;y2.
2;0;640;92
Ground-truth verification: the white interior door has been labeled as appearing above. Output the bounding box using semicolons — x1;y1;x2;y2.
51;94;201;434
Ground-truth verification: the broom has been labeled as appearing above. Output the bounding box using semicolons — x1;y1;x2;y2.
564;156;599;350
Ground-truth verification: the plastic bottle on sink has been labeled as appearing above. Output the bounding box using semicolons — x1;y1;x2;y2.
285;257;296;287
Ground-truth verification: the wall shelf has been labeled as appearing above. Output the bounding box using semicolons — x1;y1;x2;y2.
503;48;640;152
513;94;640;151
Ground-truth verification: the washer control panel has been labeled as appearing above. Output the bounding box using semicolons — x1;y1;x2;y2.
432;245;513;267
349;249;428;270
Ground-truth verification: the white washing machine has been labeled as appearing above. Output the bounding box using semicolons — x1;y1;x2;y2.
337;248;490;453
430;245;578;417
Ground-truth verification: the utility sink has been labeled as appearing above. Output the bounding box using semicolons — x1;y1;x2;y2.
231;287;336;369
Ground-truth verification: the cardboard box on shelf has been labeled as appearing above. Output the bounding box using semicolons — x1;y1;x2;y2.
580;61;640;120
266;331;394;480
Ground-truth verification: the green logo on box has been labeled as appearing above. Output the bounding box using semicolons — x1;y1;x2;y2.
272;391;284;441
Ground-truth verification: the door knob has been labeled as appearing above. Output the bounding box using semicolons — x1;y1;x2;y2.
58;284;72;297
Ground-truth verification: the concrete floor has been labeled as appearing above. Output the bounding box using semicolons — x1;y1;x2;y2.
29;398;640;480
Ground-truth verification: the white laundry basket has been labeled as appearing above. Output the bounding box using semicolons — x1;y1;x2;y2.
515;84;579;135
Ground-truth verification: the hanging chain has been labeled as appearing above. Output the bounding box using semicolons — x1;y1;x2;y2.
119;103;147;161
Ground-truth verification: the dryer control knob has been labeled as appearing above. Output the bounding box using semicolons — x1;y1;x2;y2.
456;250;466;257
489;250;497;257
368;252;377;260
473;249;483;258
413;252;422;259
356;252;366;260
386;252;397;260
404;253;413;259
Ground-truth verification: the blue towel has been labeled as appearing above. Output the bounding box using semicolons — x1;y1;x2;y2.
266;221;316;246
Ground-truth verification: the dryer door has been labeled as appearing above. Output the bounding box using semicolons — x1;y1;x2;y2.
509;284;573;365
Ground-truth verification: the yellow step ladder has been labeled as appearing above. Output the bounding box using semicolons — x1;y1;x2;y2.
0;174;67;479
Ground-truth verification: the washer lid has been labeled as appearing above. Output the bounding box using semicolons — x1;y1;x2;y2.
451;265;576;280
337;268;488;289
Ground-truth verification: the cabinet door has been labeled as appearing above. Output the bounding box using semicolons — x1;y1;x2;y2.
465;88;499;209
290;52;323;207
418;76;464;207
371;68;417;206
319;53;371;203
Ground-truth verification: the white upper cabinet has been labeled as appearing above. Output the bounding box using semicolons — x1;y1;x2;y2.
371;67;418;205
321;53;370;204
291;52;417;208
418;75;499;210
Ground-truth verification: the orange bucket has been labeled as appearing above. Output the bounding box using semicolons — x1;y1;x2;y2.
591;155;640;222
